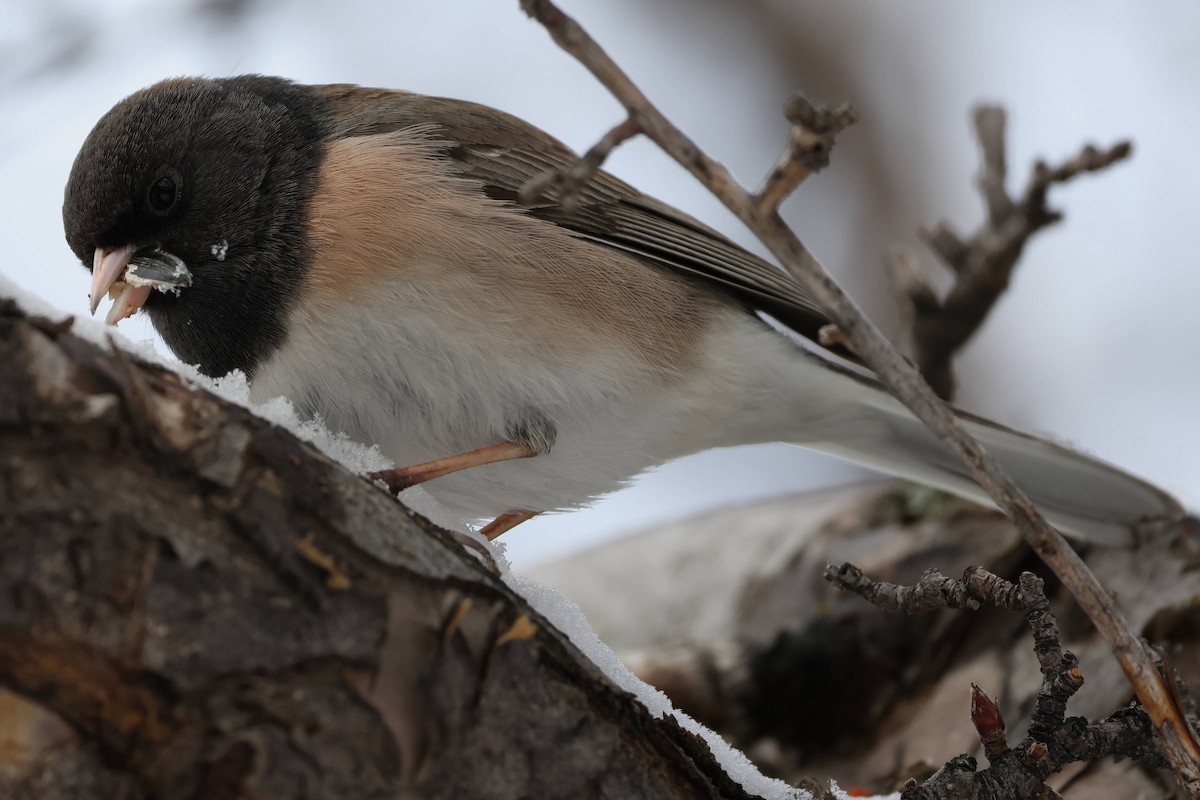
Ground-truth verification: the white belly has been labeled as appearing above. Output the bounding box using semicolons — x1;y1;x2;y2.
247;275;827;522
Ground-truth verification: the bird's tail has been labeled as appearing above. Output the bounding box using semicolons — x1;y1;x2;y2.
793;363;1182;545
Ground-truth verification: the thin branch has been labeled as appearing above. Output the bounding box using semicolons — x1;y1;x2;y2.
974;107;1012;226
521;115;642;212
755;96;857;210
828;564;1170;798
816;322;859;356
518;1;1200;793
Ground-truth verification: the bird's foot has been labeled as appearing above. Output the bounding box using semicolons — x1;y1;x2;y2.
367;441;538;493
479;509;540;541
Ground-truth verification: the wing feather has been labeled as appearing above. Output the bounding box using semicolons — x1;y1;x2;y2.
317;85;832;339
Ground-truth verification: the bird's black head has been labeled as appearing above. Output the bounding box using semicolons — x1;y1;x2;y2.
63;75;330;377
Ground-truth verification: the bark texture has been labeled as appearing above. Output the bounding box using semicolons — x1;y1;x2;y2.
0;300;764;800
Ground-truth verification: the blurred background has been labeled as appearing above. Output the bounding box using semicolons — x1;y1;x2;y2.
3;0;1197;569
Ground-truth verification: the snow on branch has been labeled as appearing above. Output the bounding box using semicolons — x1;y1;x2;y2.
0;297;801;800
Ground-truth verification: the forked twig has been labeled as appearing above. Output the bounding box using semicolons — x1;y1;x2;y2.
828;565;1170;798
889;107;1133;400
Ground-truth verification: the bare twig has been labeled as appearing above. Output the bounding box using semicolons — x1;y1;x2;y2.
816;323;857;355
895;106;1133;399
755;96;858;210
518;2;1199;792
828;564;1170;798
521;115;642;212
974;107;1012;226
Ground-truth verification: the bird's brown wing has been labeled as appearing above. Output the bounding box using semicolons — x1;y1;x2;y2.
315;85;832;341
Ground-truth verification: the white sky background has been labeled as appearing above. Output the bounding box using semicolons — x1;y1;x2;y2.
2;1;1197;569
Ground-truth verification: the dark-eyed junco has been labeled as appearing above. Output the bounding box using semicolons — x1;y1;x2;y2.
62;76;1180;543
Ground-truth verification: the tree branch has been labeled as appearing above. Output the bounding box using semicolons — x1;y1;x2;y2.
828;564;1171;798
0;299;780;799
517;1;1200;793
755;95;858;210
891;106;1133;399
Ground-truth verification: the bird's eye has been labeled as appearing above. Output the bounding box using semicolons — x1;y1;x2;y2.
146;168;182;216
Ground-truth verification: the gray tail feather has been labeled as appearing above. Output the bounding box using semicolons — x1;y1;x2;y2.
804;375;1182;546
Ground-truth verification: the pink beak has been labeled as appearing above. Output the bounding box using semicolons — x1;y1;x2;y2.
90;245;152;325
